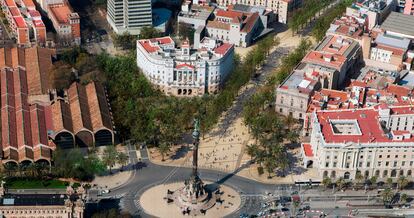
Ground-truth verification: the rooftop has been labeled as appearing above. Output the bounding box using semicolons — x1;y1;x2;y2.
48;3;73;24
375;34;410;50
138;37;233;60
381;12;414;38
316;106;414;144
0;194;70;206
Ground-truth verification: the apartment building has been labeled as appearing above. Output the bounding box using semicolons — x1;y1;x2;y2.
107;0;152;35
0;0;47;45
216;0;302;24
275;35;361;120
206;9;264;47
302;105;414;180
302;35;362;88
136;36;234;96
47;1;81;45
346;0;396;30
402;0;414;14
303;67;408;136
365;33;412;71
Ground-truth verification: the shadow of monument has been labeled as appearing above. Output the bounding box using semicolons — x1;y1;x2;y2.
208;161;252;187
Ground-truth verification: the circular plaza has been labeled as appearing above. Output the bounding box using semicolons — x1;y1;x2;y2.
139;181;241;217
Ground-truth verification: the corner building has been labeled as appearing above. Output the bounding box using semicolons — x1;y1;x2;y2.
302;105;414;180
136;37;234;96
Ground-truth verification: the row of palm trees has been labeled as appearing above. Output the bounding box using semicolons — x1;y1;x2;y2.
2;161;50;178
322;174;411;208
322;174;410;191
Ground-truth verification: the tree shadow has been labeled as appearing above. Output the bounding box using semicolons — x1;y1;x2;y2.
275;152;307;177
170;145;189;160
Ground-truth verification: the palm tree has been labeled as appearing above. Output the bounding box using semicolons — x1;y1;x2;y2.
336;177;346;191
400;193;408;205
103;145;118;174
3;163;16;177
26;163;37;178
369;176;377;190
397;176;409;190
264;157;276;179
381;188;395;208
158;143;170;162
322;176;332;190
386;178;394;189
246;144;259;162
116;152;129;171
355;171;364;190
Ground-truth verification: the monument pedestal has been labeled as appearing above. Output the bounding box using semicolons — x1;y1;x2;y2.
167;175;220;216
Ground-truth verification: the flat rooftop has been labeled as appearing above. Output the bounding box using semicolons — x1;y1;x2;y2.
0;194;70;206
381;12;414;38
49;3;72;24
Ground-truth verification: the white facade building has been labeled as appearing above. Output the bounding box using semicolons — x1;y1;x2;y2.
107;0;152;35
302;105;414;180
136;36;234;96
216;0;302;24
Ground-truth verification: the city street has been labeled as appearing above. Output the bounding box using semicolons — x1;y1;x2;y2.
92;147;409;217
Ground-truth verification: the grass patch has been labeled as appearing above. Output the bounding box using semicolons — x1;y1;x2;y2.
6;178;68;189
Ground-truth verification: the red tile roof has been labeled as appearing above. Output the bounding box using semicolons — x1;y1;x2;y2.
216;9;244;20
5;0;16;7
22;0;36;8
214;43;233;55
138;37;174;53
303;143;313;157
0;53;53;162
316;106;414;144
9;7;21;16
241;12;259;33
48;3;72;24
176;63;195;69
14;16;27;28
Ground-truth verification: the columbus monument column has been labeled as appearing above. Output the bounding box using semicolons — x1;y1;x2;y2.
166;118;220;215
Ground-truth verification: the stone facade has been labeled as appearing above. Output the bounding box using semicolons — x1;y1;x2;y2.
302;105;414;180
136;37;234;97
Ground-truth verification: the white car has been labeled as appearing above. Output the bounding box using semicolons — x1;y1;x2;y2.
102;189;110;194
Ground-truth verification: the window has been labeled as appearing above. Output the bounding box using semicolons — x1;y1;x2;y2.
379;155;382;158
334;156;338;159
386;161;389;166
366;162;371;167
394;161;398;167
387;155;390;158
325;162;329;167
360;155;363;159
378;161;381;167
333;162;337;167
402;161;406;166
395;155;399;158
326;155;330;159
359;162;363;167
280;108;283;113
403;155;407;158
346;163;350;168
411;161;414;166
347;156;351;160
